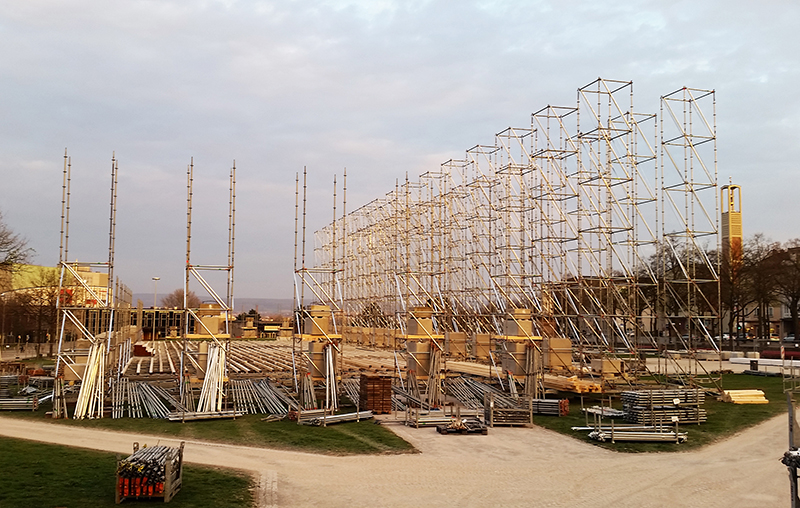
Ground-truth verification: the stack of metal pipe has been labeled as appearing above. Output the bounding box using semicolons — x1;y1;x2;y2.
197;343;226;413
230;379;290;416
307;410;373;426
117;446;177;484
445;377;483;409
622;389;706;424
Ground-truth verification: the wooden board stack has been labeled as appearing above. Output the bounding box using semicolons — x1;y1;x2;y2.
720;389;769;404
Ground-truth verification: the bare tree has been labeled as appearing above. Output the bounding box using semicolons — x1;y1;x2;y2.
161;289;202;308
720;239;747;348
742;234;780;340
0;211;33;288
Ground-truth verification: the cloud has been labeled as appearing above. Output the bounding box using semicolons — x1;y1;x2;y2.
1;0;799;297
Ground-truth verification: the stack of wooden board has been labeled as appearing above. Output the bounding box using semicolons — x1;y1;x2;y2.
720;389;769;404
360;374;393;414
543;374;602;394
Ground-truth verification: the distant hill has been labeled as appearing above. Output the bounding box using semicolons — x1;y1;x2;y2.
131;294;294;316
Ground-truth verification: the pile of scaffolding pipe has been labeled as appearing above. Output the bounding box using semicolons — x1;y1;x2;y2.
290;408;331;424
262;380;300;411
134;382;171;419
622;389;706;424
301;374;317;410
588;429;687;443
307;410;373;426
571;425;656;431
324;344;338;410
582;406;626;418
0;397;38;410
111;378;129;418
0;375;16;397
148;384;190;413
74;341;106;419
341;378;361;407
404;408;456;427
392;385;429;410
230;379;289;416
117;445;179;484
446;377;483;409
529;398;569;417
391;395;407;411
166;410;244;421
197;343;226;413
462;378;517;408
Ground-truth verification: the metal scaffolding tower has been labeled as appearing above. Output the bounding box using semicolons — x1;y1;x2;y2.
55;151;119;419
181;159;236;412
310;78;722;391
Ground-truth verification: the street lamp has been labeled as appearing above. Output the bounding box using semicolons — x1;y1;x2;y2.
152;277;160;340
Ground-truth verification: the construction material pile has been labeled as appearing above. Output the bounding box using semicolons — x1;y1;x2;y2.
0;396;38;411
0;375;16;397
230;379;297;416
588;426;687;443
543;374;602;394
111;379;189;419
288;408;373;426
622;389;706;424
720;389;768;404
116;444;183;501
360;375;392;414
448;377;569;418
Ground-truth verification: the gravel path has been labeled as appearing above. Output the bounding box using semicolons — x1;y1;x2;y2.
0;415;789;507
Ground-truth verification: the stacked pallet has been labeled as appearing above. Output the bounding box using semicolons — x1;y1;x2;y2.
543;374;602;394
360;375;392;414
721;389;768;404
622;389;706;424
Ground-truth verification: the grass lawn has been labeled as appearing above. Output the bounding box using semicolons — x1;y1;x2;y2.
0;436;253;508
2;405;416;455
532;372;788;452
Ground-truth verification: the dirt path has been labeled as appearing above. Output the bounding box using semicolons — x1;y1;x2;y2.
0;415;789;507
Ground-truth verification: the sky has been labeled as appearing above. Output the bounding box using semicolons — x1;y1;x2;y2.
1;0;798;299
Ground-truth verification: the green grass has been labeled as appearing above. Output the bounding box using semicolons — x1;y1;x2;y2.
0;436;253;508
2;407;415;455
532;373;788;452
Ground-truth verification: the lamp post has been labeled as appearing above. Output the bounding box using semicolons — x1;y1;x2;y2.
152;277;160;340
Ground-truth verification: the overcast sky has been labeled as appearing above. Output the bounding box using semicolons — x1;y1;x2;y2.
1;0;798;299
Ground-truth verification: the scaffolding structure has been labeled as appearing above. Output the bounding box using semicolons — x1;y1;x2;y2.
311;78;722;391
294;168;343;411
55;151;127;418
181;159;236;412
